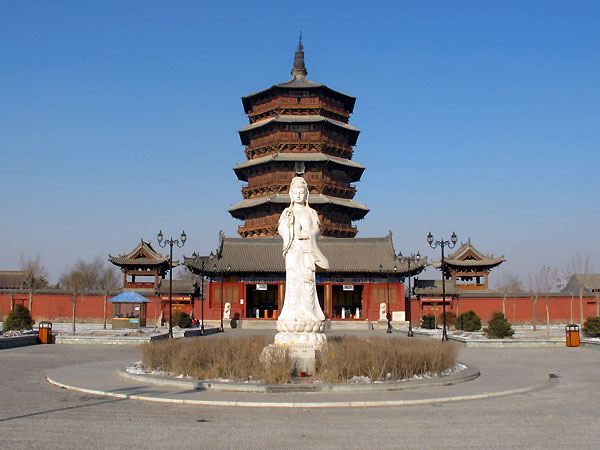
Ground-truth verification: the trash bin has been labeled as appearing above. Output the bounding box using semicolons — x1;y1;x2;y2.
565;324;580;347
38;321;53;344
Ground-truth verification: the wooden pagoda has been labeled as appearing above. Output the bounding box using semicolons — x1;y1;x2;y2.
108;240;175;291
229;37;368;238
433;239;504;290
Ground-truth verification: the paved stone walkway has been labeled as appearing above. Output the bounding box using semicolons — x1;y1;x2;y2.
0;335;599;449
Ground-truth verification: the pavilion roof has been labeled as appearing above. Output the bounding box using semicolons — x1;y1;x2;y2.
109;240;176;268
432;240;504;270
184;233;427;276
228;193;369;220
233;152;365;182
108;291;151;303
238;115;360;146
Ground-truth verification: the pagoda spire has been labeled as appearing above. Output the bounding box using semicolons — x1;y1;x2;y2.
291;32;307;78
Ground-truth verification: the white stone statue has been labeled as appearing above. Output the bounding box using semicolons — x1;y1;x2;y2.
379;302;387;321
223;302;231;320
274;176;329;345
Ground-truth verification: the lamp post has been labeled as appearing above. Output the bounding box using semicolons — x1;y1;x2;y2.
157;230;187;339
379;264;394;333
192;252;213;336
398;251;421;337
214;263;231;332
427;231;457;342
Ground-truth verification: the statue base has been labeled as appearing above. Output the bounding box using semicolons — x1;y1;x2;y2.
263;342;323;376
275;319;327;345
274;330;326;345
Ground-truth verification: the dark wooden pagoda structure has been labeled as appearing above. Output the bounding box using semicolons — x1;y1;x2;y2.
433;239;504;291
229;37;368;238
109;240;175;291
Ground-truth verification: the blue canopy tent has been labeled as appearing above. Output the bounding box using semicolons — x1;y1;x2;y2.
109;291;151;328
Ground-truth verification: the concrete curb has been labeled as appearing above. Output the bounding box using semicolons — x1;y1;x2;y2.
46;374;559;408
54;333;168;345
117;364;480;393
0;335;39;350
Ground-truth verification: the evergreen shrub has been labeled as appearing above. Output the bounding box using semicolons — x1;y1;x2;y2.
456;310;482;332
173;311;192;328
421;314;436;329
3;305;35;331
483;312;514;339
583;316;600;337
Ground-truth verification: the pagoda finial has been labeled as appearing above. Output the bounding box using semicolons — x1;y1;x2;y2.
291;32;307;78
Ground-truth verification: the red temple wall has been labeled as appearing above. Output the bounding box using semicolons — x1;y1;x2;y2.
1;289;598;325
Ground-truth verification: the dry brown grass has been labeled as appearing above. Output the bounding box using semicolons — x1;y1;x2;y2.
139;335;293;384
140;335;458;385
316;337;458;383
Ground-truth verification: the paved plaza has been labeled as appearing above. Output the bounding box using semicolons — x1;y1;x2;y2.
0;331;599;449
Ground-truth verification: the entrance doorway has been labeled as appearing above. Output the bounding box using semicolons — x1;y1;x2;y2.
331;285;363;319
246;284;278;319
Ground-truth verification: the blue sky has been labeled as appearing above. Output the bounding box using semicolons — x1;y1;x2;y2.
1;0;598;284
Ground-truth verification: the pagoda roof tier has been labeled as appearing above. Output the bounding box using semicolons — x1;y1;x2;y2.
109;240;177;269
233;152;365;182
432;240;504;271
228;193;369;220
238;115;360;146
242;80;356;115
184;233;427;276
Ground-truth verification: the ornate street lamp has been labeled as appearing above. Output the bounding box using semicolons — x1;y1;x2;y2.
157;230;187;339
191;251;214;336
427;231;457;342
379;264;393;333
213;263;231;332
398;251;421;337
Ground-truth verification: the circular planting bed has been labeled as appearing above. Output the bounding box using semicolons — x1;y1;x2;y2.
133;335;471;391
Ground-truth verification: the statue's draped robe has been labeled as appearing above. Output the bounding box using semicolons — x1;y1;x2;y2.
278;206;329;323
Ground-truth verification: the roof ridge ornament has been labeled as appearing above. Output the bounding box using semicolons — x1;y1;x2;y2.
291;32;307;79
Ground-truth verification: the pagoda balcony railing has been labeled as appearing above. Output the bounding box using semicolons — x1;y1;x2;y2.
321;219;357;231
249;99;349;121
247;136;353;154
237;224;278;237
242;179;356;199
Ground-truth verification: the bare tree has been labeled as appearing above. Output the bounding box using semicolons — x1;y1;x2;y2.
98;265;120;329
536;265;558;332
527;275;539;332
496;273;523;319
20;254;49;313
73;257;104;323
59;269;85;334
175;265;198;281
564;252;592;324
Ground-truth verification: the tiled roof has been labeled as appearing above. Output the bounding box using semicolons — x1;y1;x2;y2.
414;279;460;296
432;240;504;270
241;79;356;114
184;234;428;276
228;193;369;220
109;239;173;268
233;152;364;181
0;271;29;289
238;115;360;146
155;279;195;295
